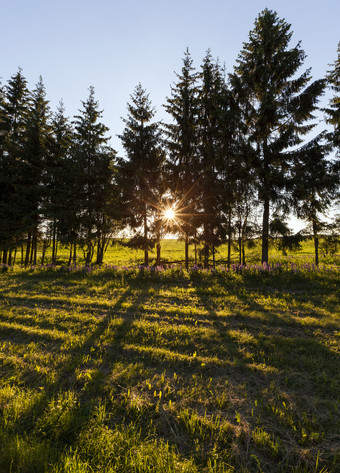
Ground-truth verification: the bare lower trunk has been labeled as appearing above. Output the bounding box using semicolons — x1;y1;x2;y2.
144;213;148;266
52;222;57;264
185;233;189;270
13;248;17;266
68;243;73;266
212;245;215;270
313;219;319;266
33;232;37;265
227;210;232;268
238;230;242;266
156;243;161;266
73;242;77;265
25;233;31;267
261;198;270;264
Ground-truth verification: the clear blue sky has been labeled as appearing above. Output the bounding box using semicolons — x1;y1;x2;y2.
1;0;339;156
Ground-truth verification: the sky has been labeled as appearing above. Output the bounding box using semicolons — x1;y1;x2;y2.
1;0;339;229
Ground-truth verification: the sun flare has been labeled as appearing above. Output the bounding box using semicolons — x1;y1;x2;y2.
164;208;175;220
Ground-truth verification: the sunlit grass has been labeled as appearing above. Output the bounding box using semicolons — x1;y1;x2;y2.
0;262;339;472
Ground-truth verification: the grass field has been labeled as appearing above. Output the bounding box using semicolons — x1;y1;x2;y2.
0;242;339;472
7;237;340;268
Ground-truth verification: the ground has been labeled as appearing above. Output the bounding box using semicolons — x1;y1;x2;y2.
0;243;339;472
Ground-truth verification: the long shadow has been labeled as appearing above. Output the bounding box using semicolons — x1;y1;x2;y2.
2;271;339;472
2;293;119;315
6;278;154;463
189;273;340;398
8;284;135;432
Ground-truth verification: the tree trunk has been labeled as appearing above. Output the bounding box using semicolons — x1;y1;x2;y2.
261;198;270;264
227;210;232;269
313;219;319;266
52;221;57;264
25;232;31;266
144;212;148;266
212;245;215;270
13;248;17;266
33;231;37;265
156;242;161;266
238;228;242;266
241;212;248;266
41;241;48;265
203;222;209;268
73;242;77;265
96;239;101;265
68;243;73;266
185;233;189;270
29;238;34;265
2;250;7;265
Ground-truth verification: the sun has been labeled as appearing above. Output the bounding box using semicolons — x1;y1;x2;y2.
164;208;175;221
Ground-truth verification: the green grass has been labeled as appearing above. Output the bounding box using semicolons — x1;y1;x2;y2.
10;236;340;268
0;254;339;472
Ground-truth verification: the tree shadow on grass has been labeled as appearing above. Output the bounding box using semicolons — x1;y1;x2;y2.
5;280;150;443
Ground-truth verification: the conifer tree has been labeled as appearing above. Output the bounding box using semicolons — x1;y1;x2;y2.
217;73;255;267
197;52;225;268
231;9;326;263
118;83;165;266
43;101;73;264
72;87;116;265
0;69;30;264
23;77;52;265
291;134;336;265
164;49;199;269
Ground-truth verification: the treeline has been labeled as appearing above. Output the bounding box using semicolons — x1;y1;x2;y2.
0;9;339;268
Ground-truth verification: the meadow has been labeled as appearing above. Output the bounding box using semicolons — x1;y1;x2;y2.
0;240;339;472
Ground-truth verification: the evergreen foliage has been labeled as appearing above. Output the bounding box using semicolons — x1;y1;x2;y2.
118;83;165;266
326;42;340;150
72;87;117;264
22;77;52;265
43;101;73;264
164;49;200;268
0;69;31;264
231;8;326;263
291;133;336;265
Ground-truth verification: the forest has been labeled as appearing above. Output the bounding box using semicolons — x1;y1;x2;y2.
0;9;339;270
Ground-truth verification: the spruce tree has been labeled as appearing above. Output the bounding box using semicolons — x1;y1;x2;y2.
231;9;326;263
196;52;225;268
0;69;30;264
217;72;254;267
72;87;116;265
164;49;199;269
291;134;336;265
43;101;73;264
118;83;165;266
23;77;52;265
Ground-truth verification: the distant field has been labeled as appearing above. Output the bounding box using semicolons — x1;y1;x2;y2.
0;264;339;472
9;237;340;267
